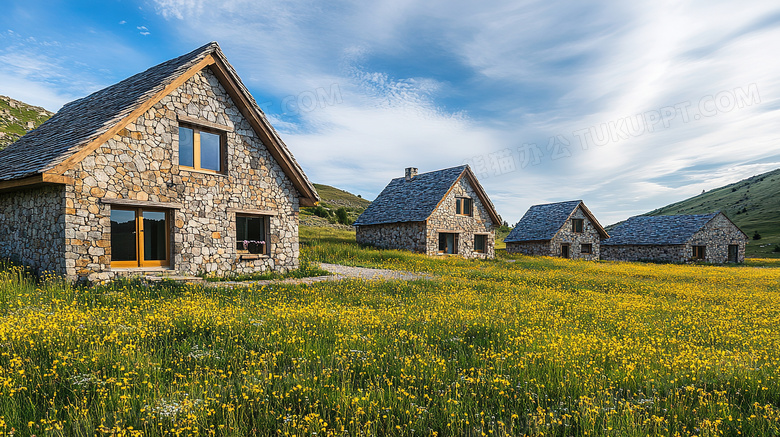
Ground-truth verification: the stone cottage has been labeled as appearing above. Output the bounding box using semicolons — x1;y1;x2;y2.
354;166;501;258
600;212;748;263
0;42;319;282
504;200;609;260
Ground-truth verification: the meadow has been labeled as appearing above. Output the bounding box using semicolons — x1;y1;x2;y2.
1;228;779;436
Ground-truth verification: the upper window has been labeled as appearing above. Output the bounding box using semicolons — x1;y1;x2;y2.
236;215;268;255
456;198;473;216
179;125;225;172
572;219;584;233
692;245;706;260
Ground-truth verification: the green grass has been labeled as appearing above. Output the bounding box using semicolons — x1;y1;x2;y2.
2;234;780;435
639;168;780;258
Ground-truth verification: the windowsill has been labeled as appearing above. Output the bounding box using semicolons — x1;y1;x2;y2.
238;254;270;260
179;167;227;177
111;266;173;271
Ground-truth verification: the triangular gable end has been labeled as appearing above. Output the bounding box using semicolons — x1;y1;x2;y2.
425;166;502;226
43;44;318;206
689;211;749;243
549;201;610;241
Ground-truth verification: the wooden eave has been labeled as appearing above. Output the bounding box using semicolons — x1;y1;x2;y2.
42;50;318;207
0;173;74;193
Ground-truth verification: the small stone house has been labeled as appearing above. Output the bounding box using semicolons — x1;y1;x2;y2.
504;200;609;260
600;212;748;263
0;42;318;282
354;166;501;258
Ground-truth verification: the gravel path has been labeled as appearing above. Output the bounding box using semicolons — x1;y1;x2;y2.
214;262;431;287
319;263;431;281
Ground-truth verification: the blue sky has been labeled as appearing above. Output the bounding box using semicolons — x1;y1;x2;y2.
2;0;779;225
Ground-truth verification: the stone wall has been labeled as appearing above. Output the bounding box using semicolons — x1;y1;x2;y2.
549;207;602;260
0;185;66;275
688;213;747;263
600;244;688;263
356;222;427;253
601;214;748;264
505;240;552;256
62;68;300;282
504;206;601;260
425;176;495;258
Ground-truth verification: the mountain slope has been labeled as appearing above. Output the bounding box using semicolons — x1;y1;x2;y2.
0;96;54;150
642;168;780;257
301;183;370;229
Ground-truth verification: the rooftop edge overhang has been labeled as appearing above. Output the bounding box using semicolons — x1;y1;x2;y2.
0;173;74;194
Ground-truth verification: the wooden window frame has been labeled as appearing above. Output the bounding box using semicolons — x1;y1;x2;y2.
572;219;584;233
474;234;487;253
236;213;270;256
110;207;170;268
178;123;227;174
438;232;458;255
692;245;706;260
455;197;473;217
580;243;592;254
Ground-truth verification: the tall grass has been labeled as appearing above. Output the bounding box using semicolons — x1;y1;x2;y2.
1;234;780;436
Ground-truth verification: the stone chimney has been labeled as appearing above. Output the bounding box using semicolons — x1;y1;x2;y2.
405;167;418;182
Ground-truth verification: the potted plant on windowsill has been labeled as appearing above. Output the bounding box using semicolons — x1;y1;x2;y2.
242;240;266;254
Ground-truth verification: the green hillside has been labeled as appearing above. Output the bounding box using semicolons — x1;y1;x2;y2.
0;96;54;150
642;168;780;258
300;183;371;228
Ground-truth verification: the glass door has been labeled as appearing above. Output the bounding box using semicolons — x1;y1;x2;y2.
110;208;169;268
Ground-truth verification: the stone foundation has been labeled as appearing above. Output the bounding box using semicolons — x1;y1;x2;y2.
356;222;427;252
0;185;66;275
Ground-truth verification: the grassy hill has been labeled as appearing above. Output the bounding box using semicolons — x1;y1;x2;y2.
300;183;371;228
0;96;54;150
641;168;780;258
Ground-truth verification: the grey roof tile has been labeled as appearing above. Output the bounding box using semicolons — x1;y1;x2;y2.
353;165;468;226
602;213;718;245
504;200;583;242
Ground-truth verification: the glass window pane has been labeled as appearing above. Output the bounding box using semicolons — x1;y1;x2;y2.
179;127;194;167
111;209;137;262
143;211;167;261
200;131;221;171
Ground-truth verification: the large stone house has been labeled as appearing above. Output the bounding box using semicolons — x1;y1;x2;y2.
0;42;318;282
354;166;501;258
504;200;609;260
600;212;748;263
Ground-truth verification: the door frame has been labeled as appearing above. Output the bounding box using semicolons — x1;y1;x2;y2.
561;243;570;259
110;207;171;268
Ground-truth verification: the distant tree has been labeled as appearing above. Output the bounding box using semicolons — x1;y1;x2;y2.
335;207;350;225
774;245;780;253
753;231;762;240
357;194;362;198
503;220;509;227
312;205;330;218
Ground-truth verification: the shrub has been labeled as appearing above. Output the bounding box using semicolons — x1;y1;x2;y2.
753;231;762;240
335;207;351;225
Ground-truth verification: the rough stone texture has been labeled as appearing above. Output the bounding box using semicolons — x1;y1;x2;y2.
356;175;496;259
506;205;601;260
425;176;495;258
0;185;66;275
601;214;747;263
356;222;427;253
61;68;300;282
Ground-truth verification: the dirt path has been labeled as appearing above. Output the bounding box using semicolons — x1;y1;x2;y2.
215;262;431;287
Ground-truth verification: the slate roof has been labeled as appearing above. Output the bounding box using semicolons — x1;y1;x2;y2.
504;200;586;242
601;213;719;246
0;43;219;181
0;42;317;204
353;165;499;226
